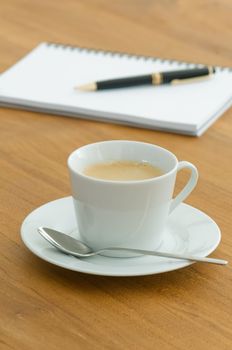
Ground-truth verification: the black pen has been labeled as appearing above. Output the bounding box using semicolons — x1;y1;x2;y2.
76;66;215;91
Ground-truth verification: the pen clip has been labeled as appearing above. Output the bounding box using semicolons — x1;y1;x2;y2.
171;75;212;85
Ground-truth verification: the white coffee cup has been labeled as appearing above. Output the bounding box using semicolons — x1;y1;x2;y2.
68;140;198;257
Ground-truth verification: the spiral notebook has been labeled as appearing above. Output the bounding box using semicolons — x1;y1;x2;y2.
0;42;232;136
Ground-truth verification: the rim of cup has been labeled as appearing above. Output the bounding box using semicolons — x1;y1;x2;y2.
67;140;178;184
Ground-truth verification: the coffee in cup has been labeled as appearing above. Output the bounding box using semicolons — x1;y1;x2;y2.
83;160;163;181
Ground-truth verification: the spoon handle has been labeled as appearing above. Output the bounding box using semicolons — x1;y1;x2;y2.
97;247;228;265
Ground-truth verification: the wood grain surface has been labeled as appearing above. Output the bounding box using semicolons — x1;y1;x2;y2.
0;1;232;349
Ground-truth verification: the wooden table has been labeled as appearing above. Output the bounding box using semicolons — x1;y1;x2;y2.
1;1;231;349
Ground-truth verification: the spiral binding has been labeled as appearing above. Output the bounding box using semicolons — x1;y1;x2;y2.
45;42;231;72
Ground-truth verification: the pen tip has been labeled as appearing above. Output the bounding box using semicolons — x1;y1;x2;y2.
75;82;97;91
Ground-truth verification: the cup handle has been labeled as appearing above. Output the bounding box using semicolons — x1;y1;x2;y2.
169;161;198;214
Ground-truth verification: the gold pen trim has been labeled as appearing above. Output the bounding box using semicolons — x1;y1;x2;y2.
207;66;214;75
152;73;163;85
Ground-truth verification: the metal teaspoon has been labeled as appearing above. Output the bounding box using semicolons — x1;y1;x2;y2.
37;227;228;265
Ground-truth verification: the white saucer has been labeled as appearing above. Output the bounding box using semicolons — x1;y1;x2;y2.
21;196;221;277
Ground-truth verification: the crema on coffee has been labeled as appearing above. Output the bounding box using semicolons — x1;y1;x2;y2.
83;160;163;181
